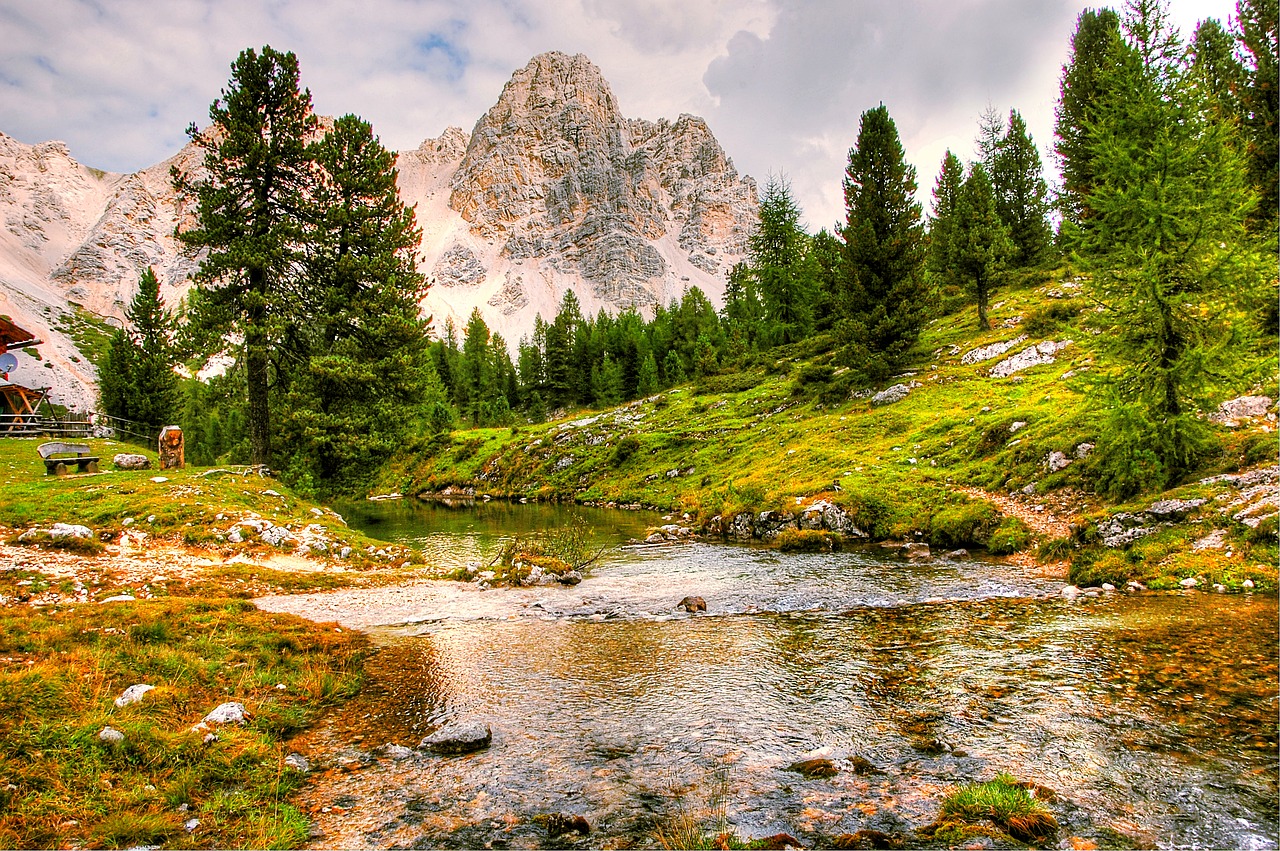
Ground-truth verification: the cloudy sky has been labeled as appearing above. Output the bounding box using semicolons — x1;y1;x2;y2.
0;0;1237;230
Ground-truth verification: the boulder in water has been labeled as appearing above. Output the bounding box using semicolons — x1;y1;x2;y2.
418;720;492;754
677;596;707;613
536;813;591;837
788;757;838;778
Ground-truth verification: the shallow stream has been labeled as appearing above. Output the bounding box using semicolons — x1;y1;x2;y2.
259;500;1279;849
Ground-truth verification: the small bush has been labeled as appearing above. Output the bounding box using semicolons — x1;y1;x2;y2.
930;501;1000;549
694;371;762;395
776;529;843;552
987;518;1032;555
939;772;1057;843
1068;550;1128;586
1037;536;1074;561
1022;300;1082;336
611;436;641;467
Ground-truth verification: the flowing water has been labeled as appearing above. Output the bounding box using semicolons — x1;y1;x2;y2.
263;500;1279;849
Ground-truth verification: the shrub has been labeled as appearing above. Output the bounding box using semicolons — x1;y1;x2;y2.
1022;300;1082;336
611;436;641;467
776;529;843;552
930;500;1000;549
939;773;1057;843
987;518;1032;555
1036;536;1075;561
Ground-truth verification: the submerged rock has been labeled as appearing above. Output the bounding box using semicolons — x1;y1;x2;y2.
538;813;591;838
831;829;904;849
901;542;931;560
418;720;492;754
788;757;838;778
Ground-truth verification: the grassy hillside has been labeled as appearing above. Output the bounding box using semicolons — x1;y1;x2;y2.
383;268;1278;589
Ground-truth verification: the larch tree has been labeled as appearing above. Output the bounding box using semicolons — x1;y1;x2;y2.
953;164;1013;331
1080;0;1264;496
839;104;928;381
1235;0;1278;234
748;175;814;347
174;46;318;467
98;267;180;435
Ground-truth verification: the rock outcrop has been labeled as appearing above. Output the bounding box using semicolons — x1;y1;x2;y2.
0;52;757;406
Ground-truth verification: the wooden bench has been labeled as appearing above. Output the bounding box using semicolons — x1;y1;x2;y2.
38;442;100;475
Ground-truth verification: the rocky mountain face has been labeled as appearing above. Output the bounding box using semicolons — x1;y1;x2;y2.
0;51;756;407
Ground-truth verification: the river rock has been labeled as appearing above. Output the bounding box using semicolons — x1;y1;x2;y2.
788;757;838;778
419;720;492;754
901;542;931;560
677;596;707;613
540;813;591;838
1061;585;1081;600
380;743;414;760
203;702;248;725
755;834;805;850
831;830;904;850
112;453;150;470
114;683;155;708
1179;577;1200;589
944;549;970;560
558;570;583;585
1243;579;1255;589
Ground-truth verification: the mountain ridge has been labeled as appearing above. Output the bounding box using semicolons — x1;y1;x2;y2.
0;51;757;408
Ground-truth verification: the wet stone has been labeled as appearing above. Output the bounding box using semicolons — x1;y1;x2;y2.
418;720;492;754
677;595;707;612
788;757;839;778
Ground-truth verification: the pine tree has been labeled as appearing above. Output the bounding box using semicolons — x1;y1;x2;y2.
174;46;318;467
98;267;180;436
807;228;845;333
277;114;433;491
992;110;1052;267
927;150;965;292
975;105;1005;172
748;175;814;346
954;165;1013;330
636;351;659;396
722;261;764;351
838;104;928;380
1080;0;1264;496
1056;8;1125;230
1235;0;1279;233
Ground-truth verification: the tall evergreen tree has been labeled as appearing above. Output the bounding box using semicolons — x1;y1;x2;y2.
992;110;1052;267
748;175;814;346
927;150;965;289
1080;0;1263;495
839;104;928;380
98;267;180;435
954;165;1013;330
174;46;318;467
277;114;433;490
1056;8;1125;230
1189;18;1245;118
1235;0;1279;233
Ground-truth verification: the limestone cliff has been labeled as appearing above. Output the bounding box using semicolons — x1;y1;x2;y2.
0;52;757;406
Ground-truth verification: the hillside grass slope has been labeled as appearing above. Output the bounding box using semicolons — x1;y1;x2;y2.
383;268;1278;591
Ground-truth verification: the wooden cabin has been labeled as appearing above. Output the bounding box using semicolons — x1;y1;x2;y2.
0;317;49;435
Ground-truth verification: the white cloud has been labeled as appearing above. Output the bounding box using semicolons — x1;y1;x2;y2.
0;0;1239;229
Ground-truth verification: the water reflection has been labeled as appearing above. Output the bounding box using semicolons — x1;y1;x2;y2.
296;592;1277;850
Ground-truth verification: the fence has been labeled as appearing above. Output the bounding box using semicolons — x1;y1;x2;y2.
0;412;160;447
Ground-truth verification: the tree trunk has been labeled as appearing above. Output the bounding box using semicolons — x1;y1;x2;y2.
245;271;272;467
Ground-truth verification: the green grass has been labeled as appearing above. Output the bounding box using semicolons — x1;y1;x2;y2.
937;772;1057;843
0;598;366;849
0;438;426;582
385;267;1276;570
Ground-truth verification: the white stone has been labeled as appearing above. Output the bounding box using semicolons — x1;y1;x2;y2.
203;702;248;725
149;477;168;484
98;726;124;744
114;683;155;708
1180;577;1200;589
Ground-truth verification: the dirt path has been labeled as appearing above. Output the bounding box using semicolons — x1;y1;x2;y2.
955;486;1086;540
